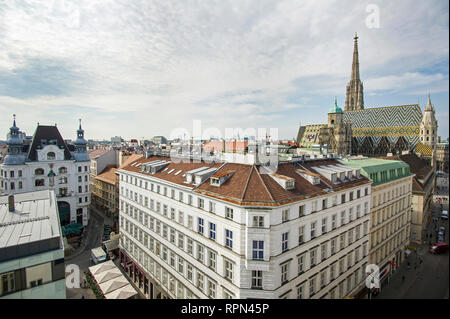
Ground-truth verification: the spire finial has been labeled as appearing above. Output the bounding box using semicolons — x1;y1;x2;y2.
13;114;16;127
79;118;82;129
354;32;358;40
335;96;338;107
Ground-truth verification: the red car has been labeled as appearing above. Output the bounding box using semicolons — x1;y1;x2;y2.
429;242;449;254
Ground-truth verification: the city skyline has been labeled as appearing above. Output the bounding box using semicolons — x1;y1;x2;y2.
0;0;448;141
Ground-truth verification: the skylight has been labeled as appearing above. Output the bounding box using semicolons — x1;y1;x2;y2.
167;169;175;174
174;170;182;176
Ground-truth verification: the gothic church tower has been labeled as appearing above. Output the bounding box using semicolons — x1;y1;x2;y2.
344;33;364;111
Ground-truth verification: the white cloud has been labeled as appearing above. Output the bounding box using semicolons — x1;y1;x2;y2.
0;0;448;139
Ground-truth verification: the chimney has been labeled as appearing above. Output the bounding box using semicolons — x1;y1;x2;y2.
8;195;15;212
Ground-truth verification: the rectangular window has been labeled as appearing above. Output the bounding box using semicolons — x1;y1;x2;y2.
208;251;216;270
187;238;193;255
310;277;316;296
253;216;264;228
197;273;204;290
298;226;305;245
310;249;316;267
282;232;289;252
209;222;216;240
298;254;305;274
198;198;204;209
281;263;289;284
251;270;263;289
209;201;216;213
224;259;234;281
208;281;216;298
252;241;264;260
225;207;234;220
299;205;304;217
198;218;204;234
310;222;316;239
178;211;184;225
197;245;204;263
321;243;327;261
332;214;337;229
178;234;184;249
282;209;289;222
322;218;327;234
225;229;233;249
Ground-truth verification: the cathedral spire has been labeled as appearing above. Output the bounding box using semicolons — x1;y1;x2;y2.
425;93;433;112
351;33;360;82
345;33;364;111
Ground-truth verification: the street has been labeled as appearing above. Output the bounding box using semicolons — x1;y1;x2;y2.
376;200;449;299
65;207;105;299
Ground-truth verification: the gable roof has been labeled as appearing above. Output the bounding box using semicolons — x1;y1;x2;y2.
27;125;72;161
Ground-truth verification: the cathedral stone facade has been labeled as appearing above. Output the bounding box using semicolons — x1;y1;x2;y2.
297;34;438;159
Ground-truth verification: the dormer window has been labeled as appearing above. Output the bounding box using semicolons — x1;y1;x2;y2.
47;152;55;160
211;178;220;186
59;167;67;174
35;168;44;175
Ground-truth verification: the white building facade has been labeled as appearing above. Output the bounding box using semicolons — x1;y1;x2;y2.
117;156;372;299
0;118;91;226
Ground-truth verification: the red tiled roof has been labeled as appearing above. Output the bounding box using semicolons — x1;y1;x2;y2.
96;165;118;184
119;154;143;169
119;156;371;207
202;141;248;153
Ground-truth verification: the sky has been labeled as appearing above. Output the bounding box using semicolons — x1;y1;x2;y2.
0;0;448;141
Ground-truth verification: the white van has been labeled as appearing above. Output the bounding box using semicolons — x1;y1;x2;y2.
91;247;107;264
442;211;448;220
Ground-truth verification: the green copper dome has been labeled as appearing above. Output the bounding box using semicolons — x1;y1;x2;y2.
329;99;343;114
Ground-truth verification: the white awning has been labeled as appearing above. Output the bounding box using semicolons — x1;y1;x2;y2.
104;284;138;299
88;260;138;299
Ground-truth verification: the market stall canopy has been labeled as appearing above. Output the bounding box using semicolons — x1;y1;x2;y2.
104;284;137;299
99;276;129;295
89;260;116;276
92;267;122;284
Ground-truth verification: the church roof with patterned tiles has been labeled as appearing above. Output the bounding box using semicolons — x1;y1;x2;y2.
413;142;432;157
343;104;422;146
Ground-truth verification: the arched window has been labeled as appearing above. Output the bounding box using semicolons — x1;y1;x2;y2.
59;167;67;174
47;152;56;160
35;168;44;175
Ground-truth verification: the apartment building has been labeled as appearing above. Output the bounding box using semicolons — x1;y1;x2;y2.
340;158;414;291
0;118;91;226
92;166;118;219
0;190;66;298
117;155;372;299
380;153;435;244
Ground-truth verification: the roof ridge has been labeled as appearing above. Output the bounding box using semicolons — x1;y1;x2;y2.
240;165;255;201
345;104;420;112
254;166;275;202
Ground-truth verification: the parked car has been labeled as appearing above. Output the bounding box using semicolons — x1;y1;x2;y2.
429;242;449;254
442;211;448;220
